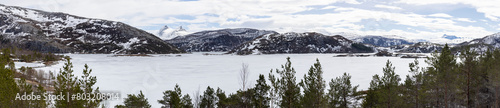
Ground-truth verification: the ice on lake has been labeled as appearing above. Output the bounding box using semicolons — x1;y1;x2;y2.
31;53;429;107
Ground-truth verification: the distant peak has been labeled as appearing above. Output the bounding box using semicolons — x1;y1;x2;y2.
442;34;459;40
178;26;185;31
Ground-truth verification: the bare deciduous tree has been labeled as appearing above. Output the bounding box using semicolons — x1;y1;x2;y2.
239;63;250;90
194;86;201;108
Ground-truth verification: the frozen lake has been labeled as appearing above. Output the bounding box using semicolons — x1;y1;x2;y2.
28;53;429;107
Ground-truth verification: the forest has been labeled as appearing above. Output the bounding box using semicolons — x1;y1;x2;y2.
2;44;500;108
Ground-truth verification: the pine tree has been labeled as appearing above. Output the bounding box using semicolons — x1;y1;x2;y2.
477;49;499;107
216;87;228;108
53;58;84;107
458;47;481;107
488;49;500;107
200;86;216;108
363;60;402;108
252;74;270;108
0;48;19;108
269;57;301;108
300;58;326;108
328;72;359;108
159;84;183;108
33;84;48;108
80;64;101;107
51;58;101;108
181;94;194;108
402;59;429;107
425;44;458;107
115;91;151;108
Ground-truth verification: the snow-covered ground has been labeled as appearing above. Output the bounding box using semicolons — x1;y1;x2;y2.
14;61;46;68
29;53;428;107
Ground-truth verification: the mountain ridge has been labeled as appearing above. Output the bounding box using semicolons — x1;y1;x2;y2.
0;4;184;54
229;32;374;55
166;28;277;52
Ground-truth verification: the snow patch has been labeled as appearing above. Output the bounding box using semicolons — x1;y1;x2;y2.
119;38;140;49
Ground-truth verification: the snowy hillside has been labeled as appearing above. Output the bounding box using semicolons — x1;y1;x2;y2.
391;42;443;53
229;32;374;55
157;25;189;40
166;28;277;52
0;4;183;54
352;36;414;47
454;32;500;53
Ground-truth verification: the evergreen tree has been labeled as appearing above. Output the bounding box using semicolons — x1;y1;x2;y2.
158;84;183;108
402;59;429;108
458;47;481;107
0;48;19;108
33;84;48;108
476;49;499;107
363;60;402;108
115;91;151;108
216;87;228;108
487;49;500;107
80;64;101;107
199;86;216;108
252;74;270;108
224;88;255;108
328;72;359;108
425;44;458;107
181;94;193;108
269;57;301;108
54;58;83;107
54;58;103;107
299;59;326;108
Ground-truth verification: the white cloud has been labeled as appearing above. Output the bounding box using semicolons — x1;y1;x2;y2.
398;0;500;21
374;5;402;10
2;0;495;41
321;6;337;10
455;18;476;22
428;13;453;18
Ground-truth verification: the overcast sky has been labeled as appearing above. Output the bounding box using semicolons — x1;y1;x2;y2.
3;0;500;40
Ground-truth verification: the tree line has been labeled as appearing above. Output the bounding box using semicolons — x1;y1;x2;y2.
116;44;500;108
3;43;500;108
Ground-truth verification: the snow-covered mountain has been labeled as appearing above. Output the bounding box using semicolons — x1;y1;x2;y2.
391;42;443;53
0;4;183;54
229;32;374;55
157;25;189;40
331;32;363;39
454;32;500;53
166;28;277;52
352;36;414;47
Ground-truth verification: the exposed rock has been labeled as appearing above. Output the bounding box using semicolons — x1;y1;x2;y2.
229;32;374;55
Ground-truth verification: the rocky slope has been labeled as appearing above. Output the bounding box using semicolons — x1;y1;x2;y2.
229;32;374;55
352;35;414;47
391;42;443;53
0;4;184;54
166;28;277;52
